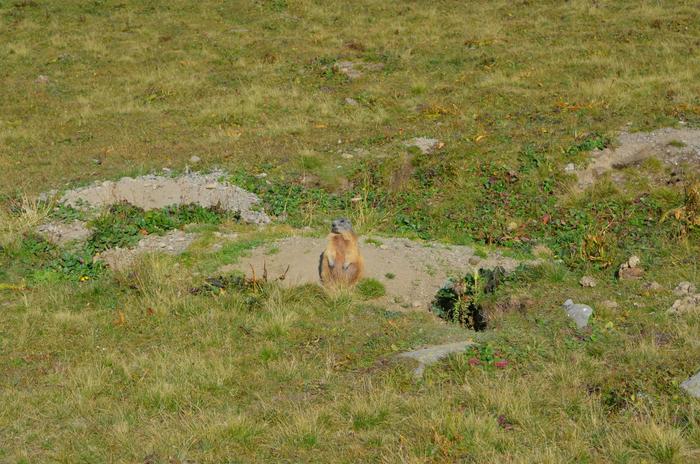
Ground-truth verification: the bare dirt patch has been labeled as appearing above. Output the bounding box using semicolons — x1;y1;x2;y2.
577;127;700;188
222;236;536;311
96;230;197;271
36;220;91;245
55;171;270;224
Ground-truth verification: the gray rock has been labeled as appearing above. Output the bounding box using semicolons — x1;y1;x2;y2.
563;299;593;329
397;341;473;378
643;281;663;292
579;276;597;288
564;163;575;172
668;294;700;315
189;155;201;164
344;97;358;106
681;371;700;398
334;61;362;80
405;137;441;155
674;281;697;296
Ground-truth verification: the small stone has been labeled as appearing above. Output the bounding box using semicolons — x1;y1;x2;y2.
618;267;644;280
334;61;362;80
618;255;644;280
681;371;700;398
668;294;700;315
344;97;358;106
341;153;354;159
563;299;593;329
468;256;480;266
674;281;696;296
405;137;441;155
601;300;619;309
643;281;663;292
189;155;201;164
579;276;597;288
35;75;50;84
564;163;575;172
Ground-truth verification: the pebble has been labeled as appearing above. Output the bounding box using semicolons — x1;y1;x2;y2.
579;276;597;288
344;97;358;106
564;163;575;172
189;155;201;164
563;299;593;329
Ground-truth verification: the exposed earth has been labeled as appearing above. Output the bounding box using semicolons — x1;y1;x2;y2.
576;127;700;188
45;171;270;224
221;236;538;311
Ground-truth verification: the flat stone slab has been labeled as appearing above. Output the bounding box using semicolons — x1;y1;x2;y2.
681;371;700;398
397;341;473;378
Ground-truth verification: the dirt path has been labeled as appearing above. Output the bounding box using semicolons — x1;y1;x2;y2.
223;236;536;311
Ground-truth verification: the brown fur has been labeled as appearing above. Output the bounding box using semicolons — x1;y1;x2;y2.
319;229;364;287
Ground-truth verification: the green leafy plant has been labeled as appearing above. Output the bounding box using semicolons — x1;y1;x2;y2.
430;267;505;330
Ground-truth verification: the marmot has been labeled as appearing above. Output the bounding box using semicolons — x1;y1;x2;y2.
319;218;364;287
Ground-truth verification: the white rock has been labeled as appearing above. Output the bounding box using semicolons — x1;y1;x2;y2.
628;255;641;268
564;163;575;172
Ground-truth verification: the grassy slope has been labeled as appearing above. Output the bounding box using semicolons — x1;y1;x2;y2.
1;0;700;462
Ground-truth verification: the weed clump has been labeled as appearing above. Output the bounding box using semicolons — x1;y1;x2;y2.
356;278;386;299
430;267;505;330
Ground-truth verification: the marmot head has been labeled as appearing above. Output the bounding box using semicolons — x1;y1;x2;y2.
331;217;353;234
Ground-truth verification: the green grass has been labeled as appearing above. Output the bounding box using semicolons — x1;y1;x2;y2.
356;277;386;299
1;0;700;462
